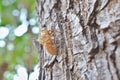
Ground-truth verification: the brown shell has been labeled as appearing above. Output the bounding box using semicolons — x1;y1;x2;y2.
44;39;57;55
38;28;57;55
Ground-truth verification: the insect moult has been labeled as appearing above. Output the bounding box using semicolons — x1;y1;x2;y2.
38;27;57;55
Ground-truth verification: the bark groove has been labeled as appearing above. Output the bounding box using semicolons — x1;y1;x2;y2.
36;0;120;80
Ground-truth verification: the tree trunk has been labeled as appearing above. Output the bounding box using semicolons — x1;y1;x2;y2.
36;0;120;80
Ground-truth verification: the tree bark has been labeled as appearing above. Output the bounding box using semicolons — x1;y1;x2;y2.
36;0;120;80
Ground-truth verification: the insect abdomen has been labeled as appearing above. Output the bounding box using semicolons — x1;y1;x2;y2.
44;40;57;55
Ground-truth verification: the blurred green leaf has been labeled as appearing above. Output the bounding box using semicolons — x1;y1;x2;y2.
0;0;38;80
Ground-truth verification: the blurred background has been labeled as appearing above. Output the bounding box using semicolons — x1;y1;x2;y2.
0;0;39;80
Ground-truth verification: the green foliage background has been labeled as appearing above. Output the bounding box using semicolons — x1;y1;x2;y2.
0;0;39;79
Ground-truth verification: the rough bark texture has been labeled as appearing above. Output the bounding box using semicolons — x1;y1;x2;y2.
36;0;120;80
